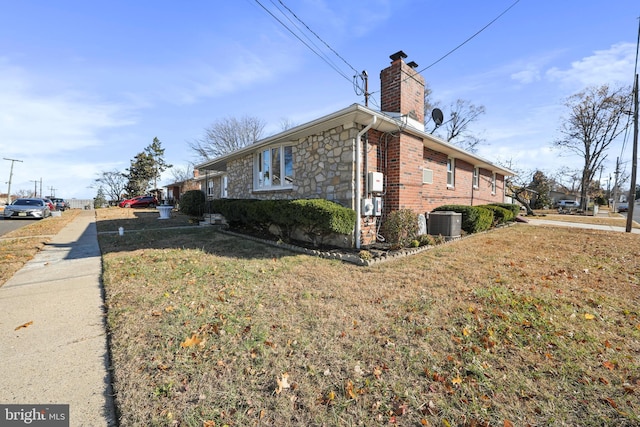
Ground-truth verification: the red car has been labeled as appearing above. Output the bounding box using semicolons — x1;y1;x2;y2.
118;195;158;208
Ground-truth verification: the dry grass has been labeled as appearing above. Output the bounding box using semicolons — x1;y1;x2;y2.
0;209;81;286
97;210;640;426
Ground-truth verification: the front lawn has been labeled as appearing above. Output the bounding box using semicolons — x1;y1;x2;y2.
97;210;640;426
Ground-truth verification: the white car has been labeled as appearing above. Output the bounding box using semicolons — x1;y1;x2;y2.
3;198;51;219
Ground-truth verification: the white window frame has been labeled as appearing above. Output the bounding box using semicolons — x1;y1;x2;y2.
447;158;455;188
207;179;214;198
473;167;479;189
222;175;228;198
255;144;294;190
491;173;497;195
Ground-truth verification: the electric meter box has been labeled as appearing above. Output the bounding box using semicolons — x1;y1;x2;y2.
373;197;382;216
367;172;384;193
361;198;374;216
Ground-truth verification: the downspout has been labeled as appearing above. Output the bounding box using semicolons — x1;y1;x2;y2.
355;116;377;249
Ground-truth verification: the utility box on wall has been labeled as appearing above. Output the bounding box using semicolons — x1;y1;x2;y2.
427;211;462;240
367;172;384;193
362;198;374;216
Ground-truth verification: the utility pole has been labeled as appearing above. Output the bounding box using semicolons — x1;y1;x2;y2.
613;157;620;213
3;157;23;205
30;180;39;197
626;73;638;233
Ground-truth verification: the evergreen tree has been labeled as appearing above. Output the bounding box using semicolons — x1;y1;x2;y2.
94;187;108;208
145;137;172;191
529;170;552;209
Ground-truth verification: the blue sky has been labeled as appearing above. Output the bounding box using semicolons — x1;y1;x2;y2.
1;0;638;199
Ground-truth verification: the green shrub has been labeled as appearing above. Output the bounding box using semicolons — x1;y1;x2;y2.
481;205;514;225
474;206;494;232
210;198;356;244
382;209;419;247
418;234;435;246
488;203;520;218
179;190;206;217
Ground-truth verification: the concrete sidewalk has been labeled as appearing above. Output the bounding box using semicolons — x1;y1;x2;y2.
0;210;116;426
526;217;640;234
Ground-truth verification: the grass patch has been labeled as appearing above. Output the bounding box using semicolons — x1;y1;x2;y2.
97;210;640;426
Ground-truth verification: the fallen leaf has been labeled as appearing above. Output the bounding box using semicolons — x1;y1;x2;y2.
373;366;382;379
584;313;595;320
180;333;202;348
15;321;33;331
602;397;618;408
345;379;357;400
603;361;615;371
451;376;462;385
275;372;290;394
504;420;514;427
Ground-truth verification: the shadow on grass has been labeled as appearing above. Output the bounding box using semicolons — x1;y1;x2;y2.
96;211;298;261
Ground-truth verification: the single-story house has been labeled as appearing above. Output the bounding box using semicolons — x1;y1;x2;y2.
164;171;202;204
196;51;514;248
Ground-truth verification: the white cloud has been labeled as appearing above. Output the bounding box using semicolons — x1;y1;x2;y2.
546;42;636;88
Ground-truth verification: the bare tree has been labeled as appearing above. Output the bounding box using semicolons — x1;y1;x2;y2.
170;164;194;183
189;116;266;163
424;92;486;152
554;84;632;210
278;118;297;132
94;169;127;202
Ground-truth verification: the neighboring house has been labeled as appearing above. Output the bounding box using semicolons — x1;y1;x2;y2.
165;171;202;204
196;51;514;247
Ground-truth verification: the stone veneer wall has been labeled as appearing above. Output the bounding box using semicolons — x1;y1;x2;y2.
224;124;359;208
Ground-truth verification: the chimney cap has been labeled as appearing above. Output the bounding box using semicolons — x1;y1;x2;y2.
389;51;408;62
407;61;418;69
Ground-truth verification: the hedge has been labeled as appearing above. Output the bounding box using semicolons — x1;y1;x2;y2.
209;198;356;240
480;204;514;225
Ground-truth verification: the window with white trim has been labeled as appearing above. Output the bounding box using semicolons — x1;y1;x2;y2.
473;167;479;188
255;145;293;190
222;175;228;198
207;180;214;197
447;158;455;187
491;173;497;194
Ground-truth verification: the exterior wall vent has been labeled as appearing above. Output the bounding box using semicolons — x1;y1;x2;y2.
422;168;433;184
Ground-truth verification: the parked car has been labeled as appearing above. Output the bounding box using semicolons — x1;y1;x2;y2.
3;198;51;219
50;198;69;211
617;202;629;213
556;200;580;209
118;195;158;208
42;198;56;211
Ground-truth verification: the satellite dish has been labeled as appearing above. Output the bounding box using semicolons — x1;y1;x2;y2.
432;108;444;126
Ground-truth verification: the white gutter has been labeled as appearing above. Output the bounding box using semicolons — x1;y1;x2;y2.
354;116;377;249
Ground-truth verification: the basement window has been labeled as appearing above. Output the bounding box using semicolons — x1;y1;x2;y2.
255;144;294;190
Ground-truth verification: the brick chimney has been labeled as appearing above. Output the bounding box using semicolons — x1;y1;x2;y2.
380;51;425;126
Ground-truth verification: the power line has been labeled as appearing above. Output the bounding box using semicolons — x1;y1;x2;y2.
368;0;521;100
267;0;345;77
253;0;353;83
276;0;359;75
416;0;521;75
